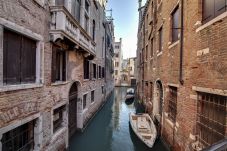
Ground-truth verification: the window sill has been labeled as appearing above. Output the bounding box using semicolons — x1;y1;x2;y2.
196;12;227;33
157;51;163;57
83;79;90;82
82;108;88;114
168;40;179;49
52;127;67;140
0;83;43;92
51;81;69;86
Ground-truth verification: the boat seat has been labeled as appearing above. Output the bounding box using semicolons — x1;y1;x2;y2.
137;117;151;133
141;133;152;139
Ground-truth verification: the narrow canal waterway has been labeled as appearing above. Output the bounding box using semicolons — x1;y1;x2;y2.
69;87;168;151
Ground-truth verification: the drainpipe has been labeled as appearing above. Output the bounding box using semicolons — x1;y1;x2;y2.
179;0;184;85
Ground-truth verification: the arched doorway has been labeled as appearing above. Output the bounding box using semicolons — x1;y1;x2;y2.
153;80;164;136
68;82;78;138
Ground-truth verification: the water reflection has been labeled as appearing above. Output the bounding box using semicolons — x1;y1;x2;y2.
69;87;168;151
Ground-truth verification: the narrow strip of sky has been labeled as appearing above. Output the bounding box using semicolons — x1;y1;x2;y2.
107;0;146;59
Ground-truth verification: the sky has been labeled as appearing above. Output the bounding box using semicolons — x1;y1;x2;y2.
107;0;146;59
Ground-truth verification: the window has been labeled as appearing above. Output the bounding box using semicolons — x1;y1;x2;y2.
115;70;118;75
52;46;66;82
203;0;227;23
53;105;65;133
72;0;81;22
102;86;104;94
168;86;177;122
150;38;154;57
92;20;95;41
98;66;101;78
85;0;89;13
91;90;94;103
145;45;148;60
83;94;87;109
56;0;64;5
172;6;180;42
196;92;226;148
115;53;119;58
2;121;34;151
84;15;89;32
3;29;36;85
93;63;97;79
115;62;119;67
102;67;105;78
158;27;163;52
115;45;120;49
84;59;89;79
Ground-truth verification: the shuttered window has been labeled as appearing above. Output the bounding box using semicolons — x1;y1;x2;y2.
158;27;163;52
93;63;96;79
98;66;101;78
84;59;89;79
102;67;105;78
172;6;180;42
52;45;66;83
3;29;36;85
203;0;227;23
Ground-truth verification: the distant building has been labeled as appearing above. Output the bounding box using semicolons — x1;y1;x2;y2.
114;38;123;86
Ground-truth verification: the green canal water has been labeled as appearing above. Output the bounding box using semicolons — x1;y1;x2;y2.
69;87;168;151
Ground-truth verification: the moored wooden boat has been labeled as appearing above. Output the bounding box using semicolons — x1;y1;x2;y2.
125;88;135;102
129;113;157;148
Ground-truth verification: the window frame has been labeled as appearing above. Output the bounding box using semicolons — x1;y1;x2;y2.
202;0;227;24
52;46;67;83
2;120;35;151
168;86;177;122
84;59;90;79
83;94;87;110
0;25;43;90
171;5;180;43
196;92;227;148
158;26;163;52
53;105;66;133
91;90;95;103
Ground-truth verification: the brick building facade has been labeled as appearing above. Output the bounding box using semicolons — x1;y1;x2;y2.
137;0;227;150
0;0;114;150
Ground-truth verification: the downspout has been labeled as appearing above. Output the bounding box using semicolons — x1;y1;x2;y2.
179;0;184;85
143;20;146;103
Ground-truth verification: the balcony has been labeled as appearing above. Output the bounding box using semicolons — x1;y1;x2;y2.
50;6;96;57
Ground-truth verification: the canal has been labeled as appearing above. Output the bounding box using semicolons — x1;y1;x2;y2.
69;87;168;151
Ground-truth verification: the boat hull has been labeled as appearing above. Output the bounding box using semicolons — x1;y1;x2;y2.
129;113;157;148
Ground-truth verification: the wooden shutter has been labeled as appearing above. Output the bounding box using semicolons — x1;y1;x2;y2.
203;0;215;23
62;51;66;81
3;29;21;85
21;36;36;83
215;0;226;17
52;45;57;83
89;62;93;80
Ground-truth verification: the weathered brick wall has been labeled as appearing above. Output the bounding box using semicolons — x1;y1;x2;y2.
0;0;111;151
137;0;227;150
